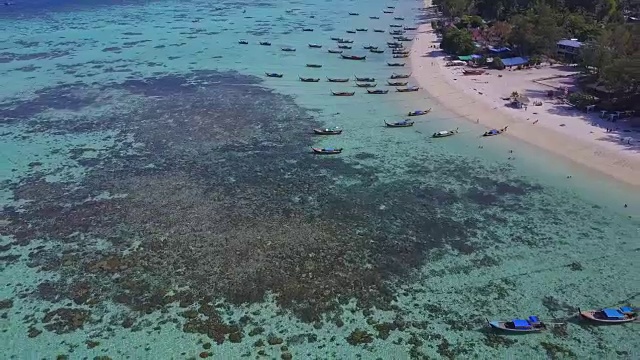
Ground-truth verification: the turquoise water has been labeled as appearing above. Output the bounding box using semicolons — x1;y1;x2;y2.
1;0;639;359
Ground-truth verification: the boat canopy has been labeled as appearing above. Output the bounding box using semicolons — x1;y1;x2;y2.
528;315;540;323
488;129;499;134
620;306;634;313
603;308;624;319
512;319;531;328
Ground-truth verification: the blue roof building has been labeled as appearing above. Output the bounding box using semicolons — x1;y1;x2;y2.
557;39;583;61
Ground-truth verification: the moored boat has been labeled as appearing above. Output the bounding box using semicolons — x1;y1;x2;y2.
330;36;342;41
312;147;343;154
387;81;408;86
407;108;431;116
397;86;419;92
390;72;411;79
341;54;366;60
302;28;314;32
348;12;359;15
370;49;384;53
387;41;402;46
394;17;404;20
390;30;405;35
299;76;320;82
308;43;322;48
259;41;271;46
356;28;368;31
306;64;322;68
354;76;375;82
404;26;418;30
338;39;354;43
346;30;356;34
370;16;380;19
387;62;405;67
393;54;409;58
373;29;385;32
313;127;342;135
389;24;403;28
385;120;414;127
367;89;389;94
281;47;296;52
392;50;410;55
328;49;343;54
383;10;393;13
397;36;412;41
488;316;547;333
331;90;355;96
433;128;459;138
363;45;378;50
265;72;283;78
355;82;376;88
579;307;638;324
338;45;352;49
238;40;249;44
327;77;349;82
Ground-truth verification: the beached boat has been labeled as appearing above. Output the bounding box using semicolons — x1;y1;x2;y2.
370;16;380;19
338;45;352;49
356;28;368;31
394;17;404;20
370;49;385;53
346;30;356;34
306;64;322;68
393;54;409;58
331;90;355;96
281;47;296;52
308;43;322;48
328;49;343;54
313;127;342;135
389;24;403;28
238;40;249;44
355;82;376;88
327;77;349;82
367;89;389;94
404;26;418;30
579;307;638;324
488;316;547;333
299;76;320;82
390;73;411;79
363;45;378;50
265;72;283;78
385;120;414;127
432;128;459;138
341;54;366;60
312;147;343;154
373;29;385;33
259;41;271;46
407;108;431;116
483;127;507;136
348;12;359;15
355;76;375;82
463;69;486;75
387;62;405;67
338;39;354;43
387;81;408;86
397;86;419;92
397;36;413;42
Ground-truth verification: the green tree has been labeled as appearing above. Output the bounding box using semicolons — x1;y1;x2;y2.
493;57;506;69
440;27;476;55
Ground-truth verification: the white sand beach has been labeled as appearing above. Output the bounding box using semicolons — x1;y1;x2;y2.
411;2;640;187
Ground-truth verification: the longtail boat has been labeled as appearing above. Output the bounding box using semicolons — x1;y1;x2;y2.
356;28;368;31
354;76;375;82
265;72;283;78
330;36;342;41
404;26;418;30
388;44;403;49
328;49;343;54
306;64;322;68
387;5;395;8
387;62;405;67
373;29;385;32
312;147;343;154
433;128;459;138
370;49;384;53
308;43;322;48
331;90;356;96
341;54;366;60
299;76;320;82
394;17;404;20
483;127;507;136
488;316;547;333
281;47;296;52
385;120;413;127
367;89;389;94
579;307;638;324
303;28;314;32
327;77;349;82
396;86;419;92
348;12;359;15
238;40;249;44
387;81;407;86
387;41;402;46
383;10;393;13
397;37;413;42
338;45;352;49
408;108;431;116
390;73;411;79
389;24;403;28
392;50;410;55
259;41;271;46
370;16;380;19
363;45;378;50
390;30;405;35
337;39;354;43
346;30;356;34
393;54;409;58
463;69;486;75
355;82;376;88
313;127;342;135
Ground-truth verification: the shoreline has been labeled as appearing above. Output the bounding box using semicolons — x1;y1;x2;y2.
410;3;640;188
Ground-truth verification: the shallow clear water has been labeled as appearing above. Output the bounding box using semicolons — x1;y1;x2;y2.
1;0;639;359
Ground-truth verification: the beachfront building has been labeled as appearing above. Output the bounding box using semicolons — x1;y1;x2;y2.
557;39;582;61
